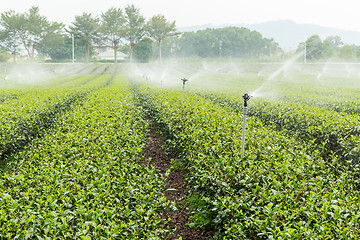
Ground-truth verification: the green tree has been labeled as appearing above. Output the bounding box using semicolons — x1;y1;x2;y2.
173;27;280;58
248;30;266;57
158;36;180;58
175;31;198;57
147;14;177;62
24;6;53;60
0;10;28;61
37;33;71;60
0;17;21;62
339;44;354;60
0;48;10;62
305;35;323;60
177;29;218;57
39;32;88;62
0;7;63;61
69;13;100;62
323;36;343;58
134;37;153;62
36;22;66;59
99;8;125;63
198;29;219;57
356;46;360;60
123;5;146;63
264;38;282;57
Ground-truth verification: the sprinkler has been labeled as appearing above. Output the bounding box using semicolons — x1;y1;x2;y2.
181;78;188;104
241;93;252;157
243;93;252;107
145;76;150;83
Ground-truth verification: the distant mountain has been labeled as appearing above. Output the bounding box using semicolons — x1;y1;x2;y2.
178;20;360;51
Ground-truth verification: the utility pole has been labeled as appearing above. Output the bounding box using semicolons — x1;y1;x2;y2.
219;40;222;58
304;41;307;64
72;34;75;64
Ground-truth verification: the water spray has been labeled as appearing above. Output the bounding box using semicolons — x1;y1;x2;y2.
144;75;150;83
181;78;188;104
241;93;252;158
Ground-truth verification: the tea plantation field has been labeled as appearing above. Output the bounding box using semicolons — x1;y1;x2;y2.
0;62;359;239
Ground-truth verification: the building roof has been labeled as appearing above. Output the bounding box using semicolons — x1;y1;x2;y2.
97;50;127;59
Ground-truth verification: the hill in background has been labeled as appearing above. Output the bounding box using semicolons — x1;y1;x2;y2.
178;20;360;51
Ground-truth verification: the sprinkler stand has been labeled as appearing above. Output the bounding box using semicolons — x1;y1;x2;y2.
181;78;188;104
241;93;252;158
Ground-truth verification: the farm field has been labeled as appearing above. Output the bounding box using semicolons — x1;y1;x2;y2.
0;61;360;239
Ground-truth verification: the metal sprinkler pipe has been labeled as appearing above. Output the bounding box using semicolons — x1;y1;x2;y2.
241;93;252;158
181;78;188;104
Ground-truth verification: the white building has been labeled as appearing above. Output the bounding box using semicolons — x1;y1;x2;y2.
94;46;128;61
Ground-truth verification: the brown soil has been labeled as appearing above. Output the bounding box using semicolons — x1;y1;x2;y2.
142;127;211;240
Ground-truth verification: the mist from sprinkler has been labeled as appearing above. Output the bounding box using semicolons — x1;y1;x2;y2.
317;61;330;80
251;51;305;97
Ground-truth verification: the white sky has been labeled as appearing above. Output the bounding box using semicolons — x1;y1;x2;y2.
2;0;360;31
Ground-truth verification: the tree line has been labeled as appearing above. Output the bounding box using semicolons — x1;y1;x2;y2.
3;6;360;63
297;35;360;61
163;27;282;58
0;5;177;63
0;5;283;63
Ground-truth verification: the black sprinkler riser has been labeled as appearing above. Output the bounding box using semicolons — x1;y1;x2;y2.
243;93;252;107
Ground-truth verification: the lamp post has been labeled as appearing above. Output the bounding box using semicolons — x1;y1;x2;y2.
241;93;252;158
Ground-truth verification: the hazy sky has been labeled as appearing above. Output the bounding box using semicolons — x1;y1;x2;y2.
2;0;360;31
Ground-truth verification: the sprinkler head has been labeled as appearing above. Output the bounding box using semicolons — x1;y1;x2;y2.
243;93;252;107
181;78;188;84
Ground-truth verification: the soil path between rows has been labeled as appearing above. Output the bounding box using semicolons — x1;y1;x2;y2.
142;125;211;240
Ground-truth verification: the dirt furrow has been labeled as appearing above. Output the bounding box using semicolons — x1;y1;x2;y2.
142;126;210;240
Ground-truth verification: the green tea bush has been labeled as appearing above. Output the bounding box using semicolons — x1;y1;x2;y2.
134;84;360;239
0;77;169;239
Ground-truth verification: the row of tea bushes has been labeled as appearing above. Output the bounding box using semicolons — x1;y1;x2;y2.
0;75;112;163
134;84;360;239
0;76;169;239
198;92;360;165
